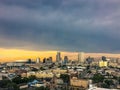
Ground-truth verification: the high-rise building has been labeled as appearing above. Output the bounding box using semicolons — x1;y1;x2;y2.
63;56;69;64
86;56;93;64
49;57;53;63
27;59;32;64
78;52;85;63
102;56;107;61
56;52;61;62
43;58;46;63
116;58;120;64
36;58;40;64
46;57;53;63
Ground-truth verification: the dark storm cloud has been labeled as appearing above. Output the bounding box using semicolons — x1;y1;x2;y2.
0;0;120;52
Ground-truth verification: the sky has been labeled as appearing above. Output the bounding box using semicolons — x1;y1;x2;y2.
0;0;120;54
0;48;79;62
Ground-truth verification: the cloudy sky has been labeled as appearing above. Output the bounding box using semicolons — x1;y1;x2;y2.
0;0;120;53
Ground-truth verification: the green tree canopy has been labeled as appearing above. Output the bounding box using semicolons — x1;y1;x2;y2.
7;82;20;90
60;74;70;83
28;75;37;82
92;73;104;83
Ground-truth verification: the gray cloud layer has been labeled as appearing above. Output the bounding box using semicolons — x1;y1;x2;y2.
0;0;120;52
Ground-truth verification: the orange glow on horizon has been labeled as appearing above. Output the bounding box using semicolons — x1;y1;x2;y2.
0;48;120;62
0;48;78;62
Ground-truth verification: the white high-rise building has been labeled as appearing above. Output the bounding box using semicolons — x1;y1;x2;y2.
56;52;61;62
36;58;40;64
78;52;85;63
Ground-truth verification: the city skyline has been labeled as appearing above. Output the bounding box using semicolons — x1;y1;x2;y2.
1;48;120;62
1;0;120;62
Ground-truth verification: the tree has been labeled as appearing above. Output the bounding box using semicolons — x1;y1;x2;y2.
7;82;20;90
37;86;50;90
40;67;45;71
35;86;45;90
119;77;120;84
74;67;77;71
22;77;29;83
104;79;113;86
86;65;90;70
28;75;37;82
45;86;50;90
101;83;109;88
87;70;92;74
12;75;29;84
60;74;70;83
92;73;104;83
0;80;11;88
12;76;22;84
31;67;39;71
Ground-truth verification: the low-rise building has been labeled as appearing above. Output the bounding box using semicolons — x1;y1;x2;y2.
70;77;89;89
27;71;54;78
52;68;67;74
99;61;108;67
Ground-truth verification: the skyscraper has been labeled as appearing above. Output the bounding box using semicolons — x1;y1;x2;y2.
78;52;85;63
49;57;53;63
56;52;61;62
36;58;40;64
63;56;69;64
102;56;107;61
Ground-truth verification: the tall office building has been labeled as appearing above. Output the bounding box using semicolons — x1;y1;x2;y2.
63;56;69;64
56;52;61;62
36;58;40;64
78;52;85;63
49;57;53;63
102;56;107;61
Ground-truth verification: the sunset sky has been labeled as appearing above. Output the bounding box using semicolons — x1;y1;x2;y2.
0;0;120;61
0;48;79;62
